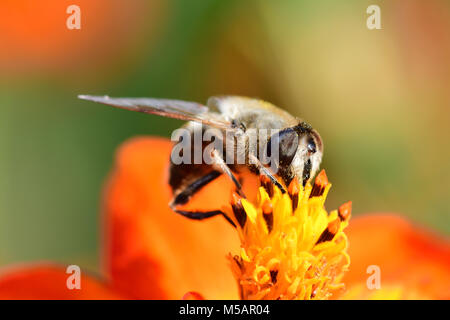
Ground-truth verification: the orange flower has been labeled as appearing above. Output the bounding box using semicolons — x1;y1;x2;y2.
0;137;448;299
0;1;164;74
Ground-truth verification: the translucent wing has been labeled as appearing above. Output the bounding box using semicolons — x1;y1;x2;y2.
78;95;232;129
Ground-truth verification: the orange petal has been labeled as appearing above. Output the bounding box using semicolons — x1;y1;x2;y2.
339;214;450;299
103;137;240;299
0;264;124;299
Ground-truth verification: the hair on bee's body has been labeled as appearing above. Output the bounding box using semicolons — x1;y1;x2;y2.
79;94;323;224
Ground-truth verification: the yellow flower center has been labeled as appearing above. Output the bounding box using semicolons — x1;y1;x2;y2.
224;170;351;300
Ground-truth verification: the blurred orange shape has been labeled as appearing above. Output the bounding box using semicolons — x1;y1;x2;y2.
0;265;123;299
340;215;450;299
0;0;164;74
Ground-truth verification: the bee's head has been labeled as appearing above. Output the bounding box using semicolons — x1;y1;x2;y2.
266;122;323;186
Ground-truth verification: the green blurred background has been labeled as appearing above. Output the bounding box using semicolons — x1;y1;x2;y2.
0;0;449;273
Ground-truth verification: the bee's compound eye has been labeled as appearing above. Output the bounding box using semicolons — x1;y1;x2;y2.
267;128;298;167
307;138;316;154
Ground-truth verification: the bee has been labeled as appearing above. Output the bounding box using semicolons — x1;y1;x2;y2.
79;95;323;224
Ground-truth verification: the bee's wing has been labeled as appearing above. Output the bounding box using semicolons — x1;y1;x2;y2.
78;95;232;129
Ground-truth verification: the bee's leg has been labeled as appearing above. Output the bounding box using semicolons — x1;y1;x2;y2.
170;170;222;207
172;208;236;227
169;170;236;227
248;154;287;194
210;149;246;198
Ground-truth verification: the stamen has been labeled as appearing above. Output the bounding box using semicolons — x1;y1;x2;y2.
228;170;350;300
231;193;247;228
310;169;329;198
270;270;278;284
316;218;340;244
260;174;274;197
262;200;274;233
288;177;300;212
310;284;318;299
338;201;352;221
